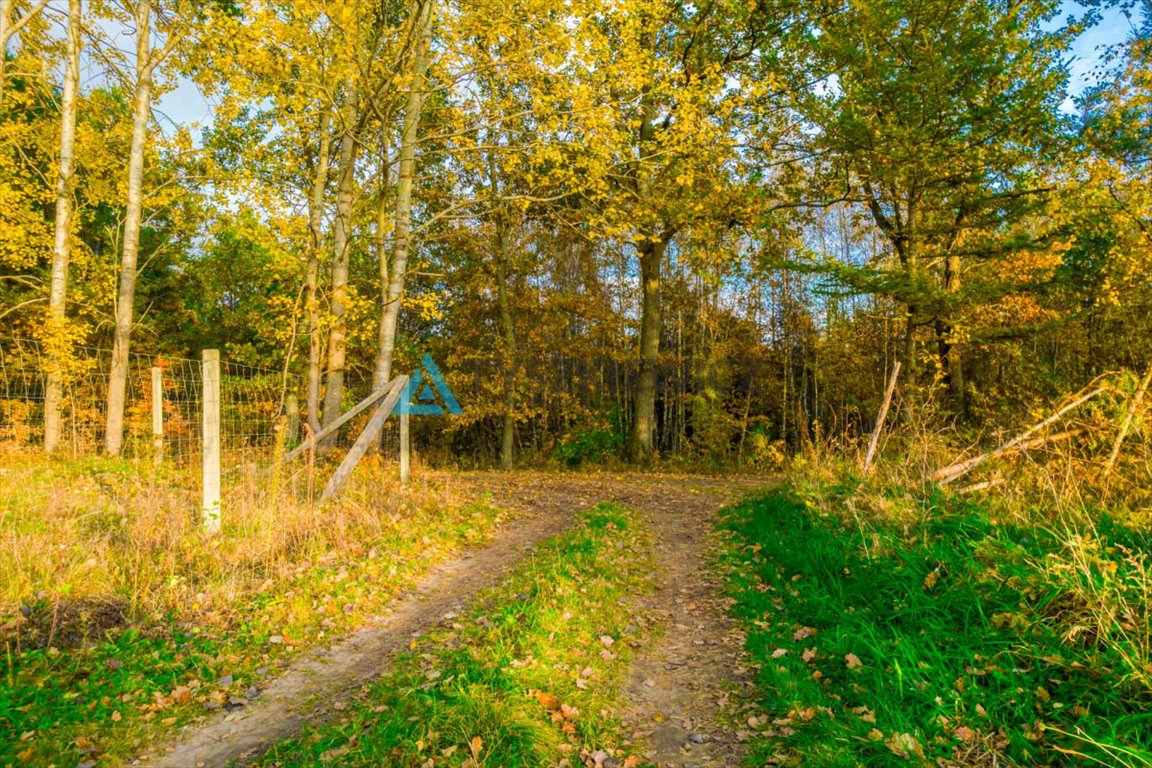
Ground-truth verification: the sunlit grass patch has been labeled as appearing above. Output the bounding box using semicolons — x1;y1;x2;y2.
720;488;1152;768
0;458;509;766
258;503;654;768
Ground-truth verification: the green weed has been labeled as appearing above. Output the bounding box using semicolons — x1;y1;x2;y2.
720;488;1152;767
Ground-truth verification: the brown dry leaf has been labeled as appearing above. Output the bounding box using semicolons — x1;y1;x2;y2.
171;685;192;705
469;736;483;758
534;690;561;711
110;711;122;722
802;647;817;663
771;648;788;659
885;732;925;759
793;626;818;641
954;726;976;741
923;570;940;590
845;653;863;669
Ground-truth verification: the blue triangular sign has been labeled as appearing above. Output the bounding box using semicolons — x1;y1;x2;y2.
395;354;463;416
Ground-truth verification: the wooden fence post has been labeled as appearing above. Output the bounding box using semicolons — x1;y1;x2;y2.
151;366;163;465
399;410;410;485
201;350;221;533
285;393;300;448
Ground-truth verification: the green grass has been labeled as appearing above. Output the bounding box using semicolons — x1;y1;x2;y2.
719;487;1152;767
257;503;654;768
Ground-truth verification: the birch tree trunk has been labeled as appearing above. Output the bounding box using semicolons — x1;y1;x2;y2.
373;0;433;386
105;0;156;456
42;0;81;455
306;108;332;436
0;0;9;107
319;82;358;443
371;135;392;392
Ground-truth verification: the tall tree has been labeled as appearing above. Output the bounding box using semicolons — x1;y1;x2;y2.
104;0;185;455
42;0;81;454
373;0;434;385
785;0;1070;415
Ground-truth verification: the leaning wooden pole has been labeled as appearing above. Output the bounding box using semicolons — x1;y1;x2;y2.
862;361;901;475
932;384;1108;486
1106;366;1152;473
320;376;408;504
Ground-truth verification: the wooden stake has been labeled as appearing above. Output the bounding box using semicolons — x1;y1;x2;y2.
201;350;221;533
863;361;900;475
151;366;163;465
1106;366;1152;473
285;393;300;448
320;376;407;503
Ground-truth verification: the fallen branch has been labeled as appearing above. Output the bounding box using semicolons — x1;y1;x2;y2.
1105;366;1152;473
932;388;1107;486
862;361;901;475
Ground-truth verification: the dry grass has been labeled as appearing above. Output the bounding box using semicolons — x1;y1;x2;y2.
0;449;504;650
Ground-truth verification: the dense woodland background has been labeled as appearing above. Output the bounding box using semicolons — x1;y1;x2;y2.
2;0;1150;467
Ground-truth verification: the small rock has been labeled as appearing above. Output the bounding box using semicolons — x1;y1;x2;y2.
216;675;233;687
268;635;283;644
587;750;617;768
245;686;259;700
104;658;124;671
687;732;707;744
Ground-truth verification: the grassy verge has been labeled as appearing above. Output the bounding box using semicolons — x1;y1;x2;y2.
1;458;508;767
257;503;654;768
719;486;1152;768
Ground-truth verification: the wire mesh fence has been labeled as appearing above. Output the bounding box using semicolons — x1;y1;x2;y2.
0;336;284;471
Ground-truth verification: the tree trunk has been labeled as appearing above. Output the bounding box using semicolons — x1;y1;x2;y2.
320;81;359;444
628;235;667;460
942;251;966;415
105;0;155;456
495;227;517;469
371;134;392;392
374;0;433;386
42;0;81;455
0;0;9;107
306;108;332;436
